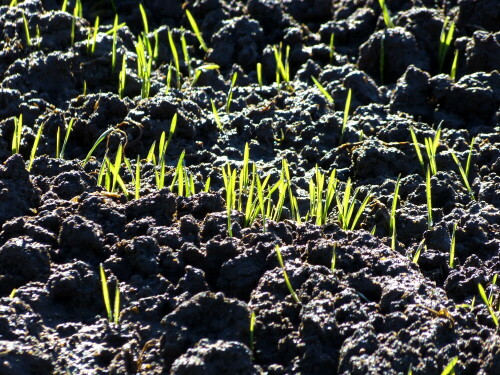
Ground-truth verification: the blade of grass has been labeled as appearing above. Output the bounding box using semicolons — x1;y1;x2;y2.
82;127;115;166
275;245;301;304
99;264;113;322
28;123;44;171
311;76;333;104
449;222;457;268
185;9;208;52
339;88;352;144
59;118;75;159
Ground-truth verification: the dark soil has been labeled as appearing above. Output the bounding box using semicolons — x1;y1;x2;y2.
0;0;499;374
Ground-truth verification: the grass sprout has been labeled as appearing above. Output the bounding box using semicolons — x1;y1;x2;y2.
191;63;219;87
89;16;99;56
339;88;352;144
59;118;75;159
22;12;32;47
226;72;238;113
450;49;459;81
390;175;401;250
82;127;115;166
11;114;23;155
99;264;121;325
450;137;475;200
222;163;237;236
424;127;441;175
257;62;263;87
249;311;256;354
440;356;458;375
71;0;82;46
311;76;333;104
28;123;44;171
118;54;127;98
426;167;433;229
409;126;425;172
331;242;337;272
329;33;335;63
273;43;291;88
378;0;394;28
478;283;499;327
155;114;177;190
168;28;181;88
111;14;119;72
185;9;208;52
449;222;457;268
335;178;372;230
412;238;426;264
210;99;223;131
439;18;455;73
307;167;337;225
275;245;301;304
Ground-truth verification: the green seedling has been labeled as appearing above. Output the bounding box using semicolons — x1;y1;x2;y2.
59;118;75;159
190;63;219;87
441;356;458;375
61;0;68;12
111;14;119;72
36;24;41;50
210;99;223;131
222;163;237;236
185;9;208;52
307;166;337;225
412;238;426;264
378;0;394;28
249;311;256;354
204;177;211;192
257;62;263;87
311;76;333;104
82;127;115;166
83;80;87;96
424;127;441;175
283;159;301;223
166;63;173;94
329;33;335;63
28;123;44;171
180;28;192;78
409;126;425;172
335;178;372;230
390;175;401;250
11;114;23;155
450;137;475;200
118;54;127;98
22;12;32;47
275;245;301;304
331;242;337;272
136;37;153;98
478;283;499;327
339;88;352;144
450;49;458;81
154;114;177;190
71;0;82;46
9;288;17;298
273;43;291;87
426;167;433;229
10;0;18;6
438;18;455;73
99;264;121;325
168;28;181;88
226;72;238;113
449;222;458;268
89;16;99;56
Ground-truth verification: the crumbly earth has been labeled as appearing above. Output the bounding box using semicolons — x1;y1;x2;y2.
0;0;499;374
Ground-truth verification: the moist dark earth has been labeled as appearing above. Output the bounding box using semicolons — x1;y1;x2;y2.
0;0;499;374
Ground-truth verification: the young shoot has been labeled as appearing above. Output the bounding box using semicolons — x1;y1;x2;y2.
449;222;457;268
99;264;121;325
478;283;499;327
426;167;433;229
226;72;238;113
390;175;401;250
311;76;333;104
378;0;394;28
257;62;263;87
71;0;82;46
450;49;459;81
210;99;223;131
82;127;115;166
118;54;127;98
275;245;301;304
339;88;352;144
11;114;23;155
438;18;455;73
168;28;181;88
28;124;44;171
22;12;32;47
111;15;119;72
59;118;75;159
329;33;335;63
185;9;208;52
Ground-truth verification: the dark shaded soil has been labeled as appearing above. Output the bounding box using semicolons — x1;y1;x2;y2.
0;0;499;374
